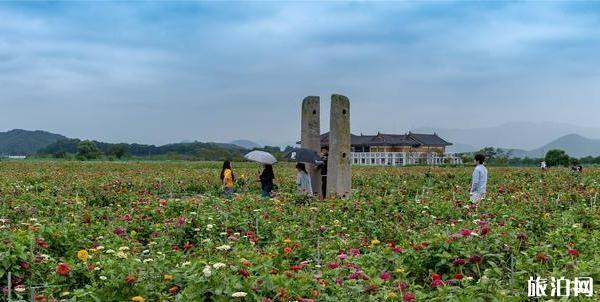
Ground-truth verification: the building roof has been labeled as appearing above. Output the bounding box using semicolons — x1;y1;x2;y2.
313;132;452;147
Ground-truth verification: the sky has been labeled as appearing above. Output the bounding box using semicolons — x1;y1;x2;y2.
1;1;600;146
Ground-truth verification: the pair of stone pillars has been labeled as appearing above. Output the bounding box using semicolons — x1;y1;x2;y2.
301;94;351;198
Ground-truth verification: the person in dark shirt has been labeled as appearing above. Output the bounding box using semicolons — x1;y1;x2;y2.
316;146;328;199
259;164;275;197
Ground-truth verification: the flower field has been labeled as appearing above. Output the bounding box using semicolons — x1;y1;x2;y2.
0;161;599;301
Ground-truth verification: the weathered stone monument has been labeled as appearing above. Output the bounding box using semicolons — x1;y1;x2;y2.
326;94;351;198
301;96;321;196
299;94;351;198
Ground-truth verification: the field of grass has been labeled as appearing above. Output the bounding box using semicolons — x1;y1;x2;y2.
0;161;598;301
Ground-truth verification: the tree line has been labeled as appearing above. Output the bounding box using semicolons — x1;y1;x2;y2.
460;147;598;167
36;139;293;161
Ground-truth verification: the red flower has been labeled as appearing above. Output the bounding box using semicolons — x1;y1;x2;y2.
56;263;70;276
479;225;491;236
432;273;441;280
452;257;466;267
453;273;463;280
239;269;250;277
403;293;416;302
36;238;49;249
568;248;579;257
113;228;126;236
460;229;472;236
290;265;302;271
469;255;482;264
124;274;137;284
327;262;339;269
183;242;194;251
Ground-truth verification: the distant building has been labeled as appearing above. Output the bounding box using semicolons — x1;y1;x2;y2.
3;155;27;160
317;132;462;166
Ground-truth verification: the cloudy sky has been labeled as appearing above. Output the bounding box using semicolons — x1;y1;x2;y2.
1;1;600;145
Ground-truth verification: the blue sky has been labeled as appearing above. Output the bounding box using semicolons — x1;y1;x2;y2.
1;1;600;145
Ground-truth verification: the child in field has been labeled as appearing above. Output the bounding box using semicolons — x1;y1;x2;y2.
220;160;235;198
259;164;275;197
470;154;488;203
296;163;312;197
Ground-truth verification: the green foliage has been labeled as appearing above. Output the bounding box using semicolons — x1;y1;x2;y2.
107;144;129;159
77;140;102;160
545;149;570;167
0;129;66;155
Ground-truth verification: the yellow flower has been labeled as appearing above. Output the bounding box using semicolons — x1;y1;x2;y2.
283;238;292;244
395;267;405;273
371;239;380;246
163;274;173;281
77;250;89;261
131;296;144;302
387;292;397;299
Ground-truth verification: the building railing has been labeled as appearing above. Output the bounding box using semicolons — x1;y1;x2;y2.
351;152;462;166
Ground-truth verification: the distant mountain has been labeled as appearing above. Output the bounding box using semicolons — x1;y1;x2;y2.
522;134;600;158
0;129;66;155
446;142;477;154
230;139;262;149
414;122;600;151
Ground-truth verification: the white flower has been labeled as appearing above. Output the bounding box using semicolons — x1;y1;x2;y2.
100;276;107;280
220;232;227;236
105;249;115;254
94;266;101;271
142;250;150;254
60;291;70;297
182;261;192;267
14;285;26;293
95;245;105;251
149;241;157;246
116;251;128;259
143;258;154;263
231;292;247;298
212;262;226;269
190;212;197;215
216;245;231;251
194;228;201;232
203;265;212;277
206;224;214;230
118;246;130;251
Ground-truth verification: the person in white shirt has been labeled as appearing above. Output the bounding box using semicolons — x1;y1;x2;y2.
470;154;488;203
540;161;547;170
296;163;313;197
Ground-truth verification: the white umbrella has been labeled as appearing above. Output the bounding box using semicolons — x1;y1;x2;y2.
244;150;277;165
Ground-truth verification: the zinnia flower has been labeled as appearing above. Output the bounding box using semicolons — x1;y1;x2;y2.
56;263;70;277
380;271;391;282
452;257;466;267
568;248;579;257
131;296;144;302
77;250;89;261
469;255;482;264
403;293;416;302
460;229;472;236
231;292;247;298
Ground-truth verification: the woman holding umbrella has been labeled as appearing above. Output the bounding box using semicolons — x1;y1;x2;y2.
296;163;312;197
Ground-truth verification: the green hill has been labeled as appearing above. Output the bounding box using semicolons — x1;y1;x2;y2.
0;129;66;155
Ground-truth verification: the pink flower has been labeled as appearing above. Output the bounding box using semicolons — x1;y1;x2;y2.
380;271;391;282
403;293;416;302
349;249;360;257
327;262;339;269
397;281;408;290
176;216;185;228
431;279;444;288
228;236;239;241
460;229;472;236
337;253;347;260
122;214;132;222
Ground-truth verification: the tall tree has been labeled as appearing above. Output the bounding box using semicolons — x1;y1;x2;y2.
544;149;570;167
77;140;102;160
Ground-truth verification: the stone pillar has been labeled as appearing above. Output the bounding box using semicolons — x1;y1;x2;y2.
301;96;321;197
327;94;351;198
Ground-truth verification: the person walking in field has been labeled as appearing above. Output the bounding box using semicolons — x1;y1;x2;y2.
316;146;329;199
296;163;313;197
259;164;275;197
470;154;488;203
220;160;235;198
